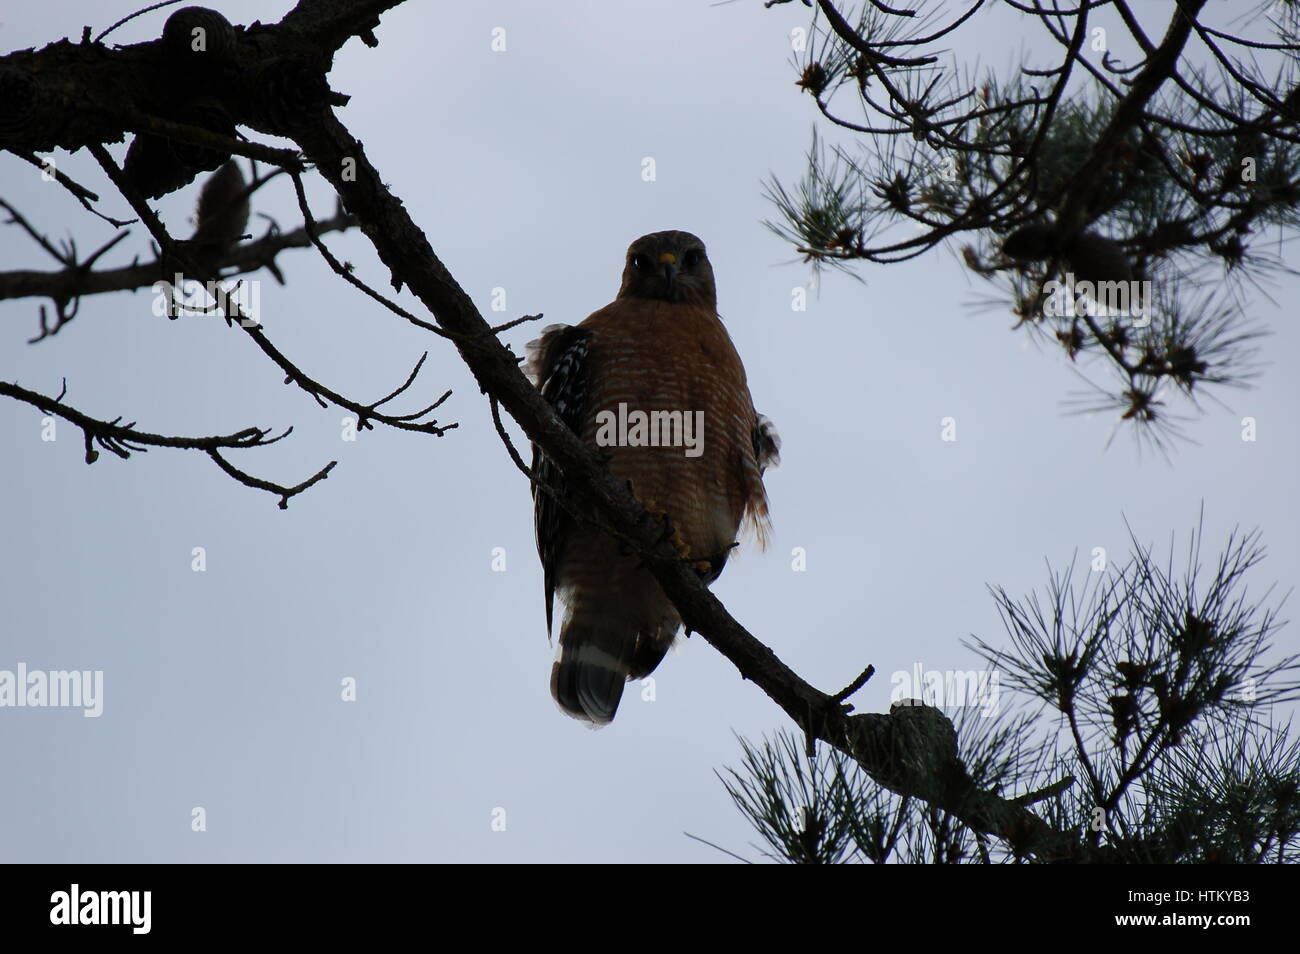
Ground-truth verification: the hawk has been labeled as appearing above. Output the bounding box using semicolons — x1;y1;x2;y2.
525;230;779;724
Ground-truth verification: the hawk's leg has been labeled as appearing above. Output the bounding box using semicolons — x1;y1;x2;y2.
627;478;692;558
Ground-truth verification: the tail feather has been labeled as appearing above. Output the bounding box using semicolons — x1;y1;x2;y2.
628;636;671;682
551;618;676;725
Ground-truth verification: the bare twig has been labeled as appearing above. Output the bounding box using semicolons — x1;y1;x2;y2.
207;447;336;510
0;378;331;506
830;664;877;707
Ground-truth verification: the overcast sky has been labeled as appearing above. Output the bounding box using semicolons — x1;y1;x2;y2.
2;1;1297;862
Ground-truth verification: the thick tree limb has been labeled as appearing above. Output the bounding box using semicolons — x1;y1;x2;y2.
0;0;400;155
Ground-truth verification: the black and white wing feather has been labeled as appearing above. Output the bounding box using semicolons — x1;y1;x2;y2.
525;324;593;635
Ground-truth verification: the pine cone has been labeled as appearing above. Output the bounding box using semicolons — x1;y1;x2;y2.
1001;223;1060;261
162;7;238;66
123;132;198;199
0;67;40;142
1061;230;1133;286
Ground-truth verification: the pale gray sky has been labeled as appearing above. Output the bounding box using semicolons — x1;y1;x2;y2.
1;1;1297;862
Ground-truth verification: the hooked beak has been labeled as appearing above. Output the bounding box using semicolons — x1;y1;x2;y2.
659;252;678;291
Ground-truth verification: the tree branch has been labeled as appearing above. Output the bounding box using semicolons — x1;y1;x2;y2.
0;203;358;328
0;377;334;506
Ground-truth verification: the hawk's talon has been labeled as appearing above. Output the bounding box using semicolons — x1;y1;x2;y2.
669;527;691;559
638;498;677;543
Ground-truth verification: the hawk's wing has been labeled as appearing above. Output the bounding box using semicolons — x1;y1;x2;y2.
753;413;781;475
525;323;593;636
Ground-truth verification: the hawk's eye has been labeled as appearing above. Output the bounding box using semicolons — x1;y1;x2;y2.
631;253;650;270
683;249;703;268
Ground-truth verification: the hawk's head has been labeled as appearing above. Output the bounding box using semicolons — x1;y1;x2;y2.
618;230;717;308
